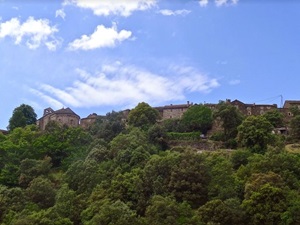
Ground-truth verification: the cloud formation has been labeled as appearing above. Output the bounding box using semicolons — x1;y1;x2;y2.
68;23;132;50
158;9;191;16
199;0;238;7
199;0;209;7
64;0;157;17
0;17;60;50
55;9;66;19
33;62;219;108
215;0;239;7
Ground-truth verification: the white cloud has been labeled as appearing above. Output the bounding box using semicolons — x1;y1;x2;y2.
64;0;157;17
55;9;66;19
29;88;64;109
158;9;191;16
32;62;220;108
199;0;238;7
199;0;208;7
215;0;238;7
0;17;60;50
68;23;132;50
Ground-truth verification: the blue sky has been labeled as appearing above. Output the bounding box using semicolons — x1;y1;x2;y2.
1;0;300;129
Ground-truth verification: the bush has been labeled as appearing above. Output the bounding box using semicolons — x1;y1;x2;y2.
167;132;201;141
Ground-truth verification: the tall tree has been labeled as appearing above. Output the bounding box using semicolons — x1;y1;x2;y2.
263;109;284;128
290;115;300;141
214;101;244;141
182;104;213;134
8;104;37;131
237;115;274;154
128;102;160;130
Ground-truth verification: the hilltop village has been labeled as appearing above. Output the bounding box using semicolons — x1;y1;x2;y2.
36;99;300;131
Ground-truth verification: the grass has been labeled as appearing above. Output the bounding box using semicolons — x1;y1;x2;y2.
285;143;300;153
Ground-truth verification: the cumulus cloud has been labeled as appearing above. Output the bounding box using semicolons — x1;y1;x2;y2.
64;0;157;17
55;9;66;19
68;23;132;50
158;9;191;16
199;0;238;7
0;17;60;50
215;0;238;7
32;62;220;108
199;0;209;7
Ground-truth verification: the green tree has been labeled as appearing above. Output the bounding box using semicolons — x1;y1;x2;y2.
148;124;168;150
198;198;247;225
19;157;52;187
128;102;160;130
168;151;210;208
8;104;37;131
263;109;284;128
182;104;213;134
237;115;274;153
213;101;244;146
242;183;288;225
205;153;237;200
26;176;56;209
81;199;140;225
89;111;125;142
144;195;194;225
290;115;300;141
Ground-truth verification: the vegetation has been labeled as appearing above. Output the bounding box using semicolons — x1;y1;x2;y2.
7;104;37;131
1;102;300;225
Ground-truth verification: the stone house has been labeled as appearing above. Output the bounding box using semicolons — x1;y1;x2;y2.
37;107;80;130
80;113;98;129
155;101;193;120
229;99;278;116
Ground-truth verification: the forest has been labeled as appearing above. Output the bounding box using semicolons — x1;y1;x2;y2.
1;102;300;225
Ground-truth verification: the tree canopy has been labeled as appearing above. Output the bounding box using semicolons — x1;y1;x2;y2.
128;102;160;130
1;101;300;225
237;115;274;153
182;104;213;134
8;104;37;131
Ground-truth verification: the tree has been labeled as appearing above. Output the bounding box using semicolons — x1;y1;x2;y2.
148;124;168;150
242;183;288;225
263;109;284;128
89;111;125;142
198;198;247;225
144;195;194;225
128;102;160;130
182;104;213;134
213;101;244;144
8;104;37;131
205;153;237;200
19;157;52;187
290;115;300;141
237;115;274;153
26;176;56;209
81;199;140;225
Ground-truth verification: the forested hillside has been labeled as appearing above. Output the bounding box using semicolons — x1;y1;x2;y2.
1;102;300;225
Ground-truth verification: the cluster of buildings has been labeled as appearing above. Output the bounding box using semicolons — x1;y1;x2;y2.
34;99;300;131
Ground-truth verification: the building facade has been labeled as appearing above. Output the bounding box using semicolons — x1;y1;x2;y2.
37;107;80;130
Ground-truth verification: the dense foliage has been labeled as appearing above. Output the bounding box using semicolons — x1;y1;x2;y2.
1;102;300;225
8;104;37;131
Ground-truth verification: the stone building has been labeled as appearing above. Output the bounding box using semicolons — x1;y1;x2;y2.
155;101;193;120
228;99;278;116
80;113;98;129
37;107;80;130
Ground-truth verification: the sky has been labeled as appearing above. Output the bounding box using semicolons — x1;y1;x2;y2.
1;0;300;129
